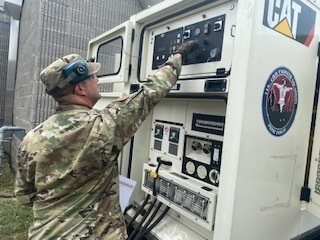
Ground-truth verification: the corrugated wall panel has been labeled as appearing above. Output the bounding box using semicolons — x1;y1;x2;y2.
13;0;142;130
35;0;142;126
0;11;10;123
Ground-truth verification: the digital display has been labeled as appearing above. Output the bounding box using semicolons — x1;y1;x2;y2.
157;45;166;53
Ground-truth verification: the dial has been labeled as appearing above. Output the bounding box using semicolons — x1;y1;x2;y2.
197;165;207;179
194;27;201;37
186;161;196;174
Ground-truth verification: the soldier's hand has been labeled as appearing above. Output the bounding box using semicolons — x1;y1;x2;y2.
175;40;197;57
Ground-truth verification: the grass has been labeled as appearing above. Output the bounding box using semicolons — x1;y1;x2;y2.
0;157;33;240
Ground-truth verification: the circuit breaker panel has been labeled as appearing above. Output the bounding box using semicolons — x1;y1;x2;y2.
141;99;226;230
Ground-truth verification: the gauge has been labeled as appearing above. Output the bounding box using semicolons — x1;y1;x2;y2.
194;27;201;37
186;161;196;174
197;165;207;179
209;169;220;184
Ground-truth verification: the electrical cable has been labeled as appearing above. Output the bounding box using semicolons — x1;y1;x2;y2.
122;47;141;59
152;157;172;196
134;202;162;240
124;203;134;216
126;194;151;229
134;206;170;240
128;198;157;240
127;137;135;178
152;163;161;196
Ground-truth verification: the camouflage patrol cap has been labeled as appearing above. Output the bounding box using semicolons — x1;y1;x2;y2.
40;54;101;95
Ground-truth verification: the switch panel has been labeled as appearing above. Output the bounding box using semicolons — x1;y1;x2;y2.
182;135;223;187
152;15;225;69
142;164;217;231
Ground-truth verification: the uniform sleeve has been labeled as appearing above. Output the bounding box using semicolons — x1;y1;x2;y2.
14;148;37;206
103;56;181;145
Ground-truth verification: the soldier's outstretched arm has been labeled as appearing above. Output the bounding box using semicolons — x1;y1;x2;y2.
103;54;182;145
102;40;197;145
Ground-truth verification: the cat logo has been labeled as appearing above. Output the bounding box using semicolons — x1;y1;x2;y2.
263;0;316;46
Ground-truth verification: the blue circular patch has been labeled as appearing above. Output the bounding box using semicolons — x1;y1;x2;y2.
262;67;298;136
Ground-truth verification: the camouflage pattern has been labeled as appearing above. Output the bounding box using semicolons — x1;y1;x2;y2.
40;54;101;95
175;40;197;57
14;56;182;240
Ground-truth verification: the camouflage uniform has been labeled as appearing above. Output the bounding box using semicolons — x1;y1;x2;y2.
14;56;181;240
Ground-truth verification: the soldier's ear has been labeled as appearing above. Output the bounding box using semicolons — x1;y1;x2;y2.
73;83;86;96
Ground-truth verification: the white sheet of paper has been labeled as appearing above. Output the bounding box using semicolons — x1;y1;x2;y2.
119;175;137;212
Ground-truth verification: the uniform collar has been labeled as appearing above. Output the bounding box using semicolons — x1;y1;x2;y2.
55;104;91;113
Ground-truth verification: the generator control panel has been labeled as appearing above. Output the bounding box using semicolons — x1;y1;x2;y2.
141;2;237;82
152;14;226;69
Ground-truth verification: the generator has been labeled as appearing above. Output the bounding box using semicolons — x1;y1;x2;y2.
87;0;320;239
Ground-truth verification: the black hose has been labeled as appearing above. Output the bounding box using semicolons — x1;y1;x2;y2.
127;137;135;178
4;151;15;174
134;206;170;240
128;198;157;240
0;195;15;199
126;194;151;228
0;151;15;199
134;202;163;240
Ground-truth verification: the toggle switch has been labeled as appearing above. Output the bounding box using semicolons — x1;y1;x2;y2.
204;22;210;34
183;29;191;39
214;20;223;32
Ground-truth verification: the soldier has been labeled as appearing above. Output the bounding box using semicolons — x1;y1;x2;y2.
14;40;196;240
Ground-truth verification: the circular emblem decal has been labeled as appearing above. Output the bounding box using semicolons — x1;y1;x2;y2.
262;67;298;136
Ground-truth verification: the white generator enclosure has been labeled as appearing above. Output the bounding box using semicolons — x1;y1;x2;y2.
88;0;320;239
